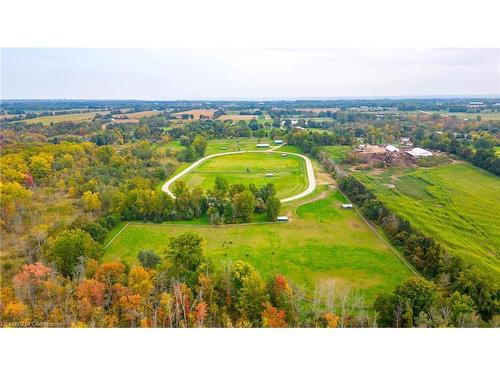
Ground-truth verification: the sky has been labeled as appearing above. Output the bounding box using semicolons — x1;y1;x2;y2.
1;48;499;100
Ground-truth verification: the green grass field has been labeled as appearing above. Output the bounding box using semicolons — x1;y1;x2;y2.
355;163;500;278
165;138;274;156
178;152;307;199
21;111;109;124
321;145;351;162
104;188;413;301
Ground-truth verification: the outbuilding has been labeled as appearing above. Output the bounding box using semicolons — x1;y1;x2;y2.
341;204;353;209
257;143;270;148
385;144;400;153
406;147;433;158
274;139;284;144
265;173;274;177
276;216;289;222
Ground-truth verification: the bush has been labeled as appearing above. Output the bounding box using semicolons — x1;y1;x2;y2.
137;250;161;269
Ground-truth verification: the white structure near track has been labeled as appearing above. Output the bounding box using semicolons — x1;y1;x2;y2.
256;143;270;148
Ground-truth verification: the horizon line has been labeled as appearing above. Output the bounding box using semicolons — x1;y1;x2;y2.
2;94;500;102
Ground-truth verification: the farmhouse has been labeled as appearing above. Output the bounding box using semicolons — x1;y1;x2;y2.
276;216;289;222
274;139;284;144
385;145;400;153
406;147;433;158
341;204;353;209
257;143;270;148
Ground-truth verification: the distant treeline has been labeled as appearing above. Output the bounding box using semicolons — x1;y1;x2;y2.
3;98;499;113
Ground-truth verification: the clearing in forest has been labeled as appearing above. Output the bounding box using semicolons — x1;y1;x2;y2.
103;188;413;301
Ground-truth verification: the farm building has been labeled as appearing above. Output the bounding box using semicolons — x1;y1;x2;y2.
385;145;400;153
341;203;353;209
274;139;284;144
281;153;288;157
399;137;412;146
406;147;433;158
256;143;270;148
276;216;289;222
265;173;274;177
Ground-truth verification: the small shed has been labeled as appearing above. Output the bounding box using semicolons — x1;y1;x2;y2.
257;143;270;148
385;144;400;153
265;173;274;177
274;139;284;144
281;153;288;157
406;147;433;158
341;204;353;209
277;216;289;222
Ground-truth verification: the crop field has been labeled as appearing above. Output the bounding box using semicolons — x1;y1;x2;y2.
21;111;109;124
355;163;500;278
122;110;162;119
178;152;307;199
172;109;217;119
103;188;413;301
218;114;259;121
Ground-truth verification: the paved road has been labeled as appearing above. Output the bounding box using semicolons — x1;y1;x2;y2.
161;145;316;203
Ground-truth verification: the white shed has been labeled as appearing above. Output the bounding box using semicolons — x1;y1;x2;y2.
406;147;433;158
385;145;400;153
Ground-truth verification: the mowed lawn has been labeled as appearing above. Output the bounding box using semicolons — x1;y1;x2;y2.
178;152;307;199
356;163;500;278
104;189;413;301
164;137;274;156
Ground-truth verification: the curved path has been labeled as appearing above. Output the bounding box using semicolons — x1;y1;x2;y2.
161;145;316;203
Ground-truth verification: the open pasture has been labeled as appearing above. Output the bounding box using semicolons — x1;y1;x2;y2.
321;145;352;162
22;111;109;124
178;152;307;199
164;137;274;155
104;188;413;301
355;163;500;278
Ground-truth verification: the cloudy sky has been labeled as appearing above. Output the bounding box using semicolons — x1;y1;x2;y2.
1;48;499;100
